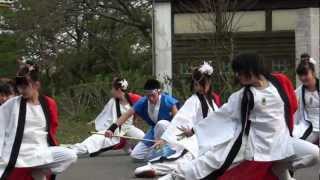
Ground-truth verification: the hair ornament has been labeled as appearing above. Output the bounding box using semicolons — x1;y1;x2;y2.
309;58;317;65
199;61;214;75
119;79;128;90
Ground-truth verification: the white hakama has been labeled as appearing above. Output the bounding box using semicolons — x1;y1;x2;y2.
160;83;319;180
71;98;145;155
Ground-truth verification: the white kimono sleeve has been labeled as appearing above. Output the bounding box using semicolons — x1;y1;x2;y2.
0;107;6;156
0;100;12;158
293;87;310;137
294;87;303;123
161;95;200;156
195;90;243;155
94;99;117;131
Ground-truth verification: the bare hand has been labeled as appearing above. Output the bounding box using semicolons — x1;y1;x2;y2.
104;130;114;138
152;139;166;150
177;126;194;140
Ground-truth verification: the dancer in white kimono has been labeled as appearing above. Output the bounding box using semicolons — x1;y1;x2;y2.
294;59;319;145
0;62;77;180
70;77;145;156
134;62;222;178
159;53;319;180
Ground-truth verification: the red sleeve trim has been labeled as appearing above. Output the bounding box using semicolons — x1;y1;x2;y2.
272;73;298;133
128;92;142;104
45;96;59;146
212;92;222;107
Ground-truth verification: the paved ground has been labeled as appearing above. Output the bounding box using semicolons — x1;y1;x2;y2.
58;151;319;180
59;151;152;180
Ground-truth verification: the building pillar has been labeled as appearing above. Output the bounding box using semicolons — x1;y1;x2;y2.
295;8;319;85
153;0;172;94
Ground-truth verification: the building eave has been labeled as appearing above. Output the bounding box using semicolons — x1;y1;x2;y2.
172;0;320;13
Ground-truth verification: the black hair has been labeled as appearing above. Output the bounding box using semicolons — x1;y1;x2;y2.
232;53;270;78
16;61;40;82
112;77;127;92
191;68;213;102
296;61;315;76
144;79;161;90
300;53;310;61
0;79;15;96
191;69;212;92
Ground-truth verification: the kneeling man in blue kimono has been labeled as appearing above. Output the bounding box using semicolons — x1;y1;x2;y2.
105;79;179;161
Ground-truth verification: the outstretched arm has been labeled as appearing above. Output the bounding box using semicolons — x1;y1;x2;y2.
171;105;178;117
116;108;135;126
105;108;135;137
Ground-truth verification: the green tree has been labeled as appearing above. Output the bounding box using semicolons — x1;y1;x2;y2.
0;34;20;77
3;0;152;93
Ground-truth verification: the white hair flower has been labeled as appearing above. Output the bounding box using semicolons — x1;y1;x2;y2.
29;65;35;71
199;61;213;75
119;79;128;90
309;58;317;65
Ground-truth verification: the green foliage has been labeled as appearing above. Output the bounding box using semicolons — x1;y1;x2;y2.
1;0;153;143
55;69;152;122
53;69;152;143
57;114;94;144
0;34;20;77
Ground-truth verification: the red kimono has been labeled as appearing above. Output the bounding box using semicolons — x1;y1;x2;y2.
218;73;298;180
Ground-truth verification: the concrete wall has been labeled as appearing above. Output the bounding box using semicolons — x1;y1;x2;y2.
272;9;298;31
174;11;266;34
174;13;216;34
174;9;318;33
231;11;266;32
295;8;320;80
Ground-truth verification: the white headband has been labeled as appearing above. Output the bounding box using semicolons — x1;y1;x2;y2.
144;89;160;95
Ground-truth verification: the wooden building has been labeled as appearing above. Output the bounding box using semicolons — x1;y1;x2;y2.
153;0;319;90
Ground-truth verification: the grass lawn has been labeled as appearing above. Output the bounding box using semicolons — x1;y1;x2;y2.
57;116;94;144
57;114;149;144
